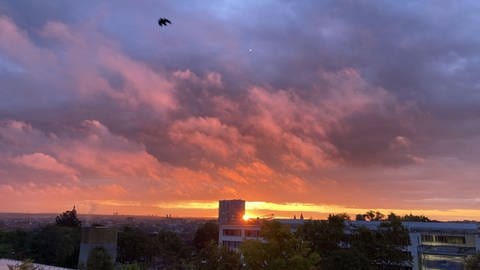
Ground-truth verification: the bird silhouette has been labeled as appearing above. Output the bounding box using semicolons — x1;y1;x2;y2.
158;18;171;27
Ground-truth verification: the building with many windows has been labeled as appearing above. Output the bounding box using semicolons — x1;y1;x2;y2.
217;200;480;270
349;221;480;270
218;199;245;225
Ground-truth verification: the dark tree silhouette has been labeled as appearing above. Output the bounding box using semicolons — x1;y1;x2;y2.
55;206;81;227
193;222;219;250
87;247;114;270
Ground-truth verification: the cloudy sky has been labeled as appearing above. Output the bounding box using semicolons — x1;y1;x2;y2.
1;1;480;220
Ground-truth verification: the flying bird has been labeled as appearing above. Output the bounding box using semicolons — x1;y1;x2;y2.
158;18;171;27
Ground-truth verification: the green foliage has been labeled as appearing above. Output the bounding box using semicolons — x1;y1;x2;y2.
29;225;81;268
55;206;81;227
465;253;480;270
0;229;29;259
322;249;370;270
117;227;189;269
118;263;142;270
193;222;219;250
86;246;114;270
296;214;347;258
241;220;320;270
155;229;187;268
298;213;411;270
7;260;42;270
194;241;241;270
350;219;411;268
0;226;80;268
117;227;150;264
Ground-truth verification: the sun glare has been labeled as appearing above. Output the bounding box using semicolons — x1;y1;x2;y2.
242;214;250;221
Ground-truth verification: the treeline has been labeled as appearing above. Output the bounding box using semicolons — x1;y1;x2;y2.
355;211;432;222
226;214;412;270
3;210;480;270
0;224;81;267
0;208;83;268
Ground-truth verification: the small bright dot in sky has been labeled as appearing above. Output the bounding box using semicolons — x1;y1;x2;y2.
248;48;253;53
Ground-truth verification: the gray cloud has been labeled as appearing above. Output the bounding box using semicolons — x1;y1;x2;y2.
1;1;480;212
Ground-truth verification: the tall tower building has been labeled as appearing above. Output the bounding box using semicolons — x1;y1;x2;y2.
218;199;245;225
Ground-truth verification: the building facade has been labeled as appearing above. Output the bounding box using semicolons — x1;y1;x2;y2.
218;199;245;225
348;221;480;270
217;200;480;270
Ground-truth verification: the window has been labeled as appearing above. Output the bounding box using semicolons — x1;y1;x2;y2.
421;234;466;244
223;229;241;236
435;235;465;244
245;230;260;237
421;234;434;243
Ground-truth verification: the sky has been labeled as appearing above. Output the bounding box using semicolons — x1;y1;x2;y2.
1;1;480;221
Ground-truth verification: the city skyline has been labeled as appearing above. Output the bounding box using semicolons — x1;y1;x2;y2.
1;1;480;221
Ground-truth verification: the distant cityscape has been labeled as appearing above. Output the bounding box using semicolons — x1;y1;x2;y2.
1;200;480;270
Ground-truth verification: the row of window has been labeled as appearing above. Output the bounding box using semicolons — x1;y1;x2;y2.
421;234;466;244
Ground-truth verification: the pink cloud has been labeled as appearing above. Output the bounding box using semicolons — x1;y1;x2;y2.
1;16;178;114
0;16;56;70
12;152;78;180
169;116;256;160
218;160;274;184
3;12;471;218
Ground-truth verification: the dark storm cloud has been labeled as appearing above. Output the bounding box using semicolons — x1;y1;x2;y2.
1;0;478;164
1;1;480;213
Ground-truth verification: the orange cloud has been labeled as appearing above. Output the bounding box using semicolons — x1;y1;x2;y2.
169;116;256;160
12;152;78;180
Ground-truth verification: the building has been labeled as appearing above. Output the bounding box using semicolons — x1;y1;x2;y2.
218;200;304;249
348;221;480;270
217;200;480;270
218;199;245;225
77;225;117;268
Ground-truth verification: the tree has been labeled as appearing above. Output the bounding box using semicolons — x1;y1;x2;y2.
363;211;385;221
154;230;187;268
0;229;29;260
401;213;431;222
387;212;431;222
86;247;114;270
377;219;411;267
55;206;81;227
296;214;348;258
118;264;142;270
465;253;480;270
355;214;366;221
322;249;370;270
241;220;320;270
117;227;189;269
194;241;241;270
193;222;219;250
29;225;81;268
117;227;150;264
350;219;411;269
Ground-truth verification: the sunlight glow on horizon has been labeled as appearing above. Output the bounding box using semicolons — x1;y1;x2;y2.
77;200;480;221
